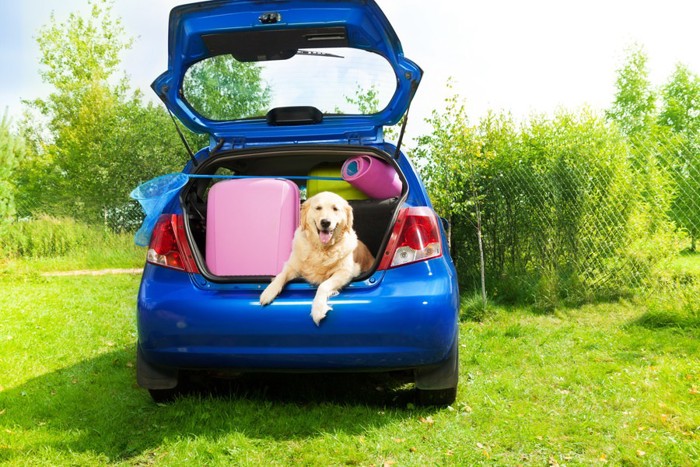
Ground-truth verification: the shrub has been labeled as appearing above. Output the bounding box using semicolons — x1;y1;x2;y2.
0;216;138;260
416;102;680;309
0;112;22;231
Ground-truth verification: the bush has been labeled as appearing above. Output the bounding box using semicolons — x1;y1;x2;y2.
416;103;680;309
0;216;92;258
0;216;138;259
0;112;22;230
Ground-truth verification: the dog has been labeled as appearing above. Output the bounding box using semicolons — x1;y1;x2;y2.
259;191;374;325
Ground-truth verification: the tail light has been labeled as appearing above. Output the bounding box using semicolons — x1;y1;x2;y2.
147;214;199;273
378;207;443;270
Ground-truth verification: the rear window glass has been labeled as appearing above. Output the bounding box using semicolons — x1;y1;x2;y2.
182;48;397;121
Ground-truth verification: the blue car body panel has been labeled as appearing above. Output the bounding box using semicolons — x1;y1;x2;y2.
138;258;458;371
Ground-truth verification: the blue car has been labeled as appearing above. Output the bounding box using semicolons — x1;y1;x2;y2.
136;0;460;405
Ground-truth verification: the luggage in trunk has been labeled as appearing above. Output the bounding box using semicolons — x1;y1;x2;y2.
205;178;300;276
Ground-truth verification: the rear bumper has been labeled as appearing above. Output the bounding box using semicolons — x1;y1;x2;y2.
137;259;459;372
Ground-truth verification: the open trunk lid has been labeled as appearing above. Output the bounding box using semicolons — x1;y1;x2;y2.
152;0;422;145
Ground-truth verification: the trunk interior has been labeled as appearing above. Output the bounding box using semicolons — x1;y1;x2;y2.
180;146;404;282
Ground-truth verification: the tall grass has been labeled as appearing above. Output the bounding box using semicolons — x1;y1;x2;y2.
637;251;700;328
0;216;145;271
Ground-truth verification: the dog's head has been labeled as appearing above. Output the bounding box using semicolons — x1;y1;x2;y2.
300;191;354;246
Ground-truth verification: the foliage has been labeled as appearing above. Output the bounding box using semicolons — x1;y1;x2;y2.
658;64;700;250
0;112;23;230
0;216;141;263
183;55;271;120
606;44;657;138
415;94;672;308
413;47;697;307
659;64;700;135
343;83;400;140
15;0;250;231
605;47;700;254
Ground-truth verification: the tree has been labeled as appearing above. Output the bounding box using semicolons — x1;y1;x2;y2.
183;55;271;120
0;112;23;230
658;64;700;250
342;84;400;141
659;64;700;135
606;45;657;138
18;0;217;228
605;45;674;235
414;87;491;313
417;80;673;309
21;0;139;222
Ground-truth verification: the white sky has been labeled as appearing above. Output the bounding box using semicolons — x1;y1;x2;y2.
2;0;700;145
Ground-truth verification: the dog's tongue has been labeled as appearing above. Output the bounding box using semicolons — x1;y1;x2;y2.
319;230;332;244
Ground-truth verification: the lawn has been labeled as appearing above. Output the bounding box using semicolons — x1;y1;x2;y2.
0;258;698;465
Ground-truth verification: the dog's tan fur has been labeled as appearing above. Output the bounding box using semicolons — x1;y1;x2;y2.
260;191;374;324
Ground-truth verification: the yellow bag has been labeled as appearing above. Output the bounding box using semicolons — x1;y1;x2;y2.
306;163;368;200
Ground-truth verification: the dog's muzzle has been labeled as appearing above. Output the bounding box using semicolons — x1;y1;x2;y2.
318;219;334;244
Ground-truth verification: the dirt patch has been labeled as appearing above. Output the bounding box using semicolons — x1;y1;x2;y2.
41;268;143;277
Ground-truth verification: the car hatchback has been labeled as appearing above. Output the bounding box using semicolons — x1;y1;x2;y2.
136;0;460;405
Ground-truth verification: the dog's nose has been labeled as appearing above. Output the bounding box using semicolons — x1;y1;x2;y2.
320;219;331;229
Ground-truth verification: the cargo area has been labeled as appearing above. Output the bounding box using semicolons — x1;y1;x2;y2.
179;147;405;280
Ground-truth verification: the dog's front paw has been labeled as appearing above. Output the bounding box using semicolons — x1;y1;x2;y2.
310;300;332;326
259;285;279;306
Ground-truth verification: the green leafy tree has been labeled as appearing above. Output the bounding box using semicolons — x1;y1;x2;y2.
417;81;672;308
605;45;674;235
0;112;23;230
19;0;201;227
659;64;700;135
658;64;700;250
415;88;499;312
606;45;657;138
183;55;270;120
343;84;400;141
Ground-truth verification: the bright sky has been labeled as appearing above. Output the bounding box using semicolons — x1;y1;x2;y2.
2;0;700;144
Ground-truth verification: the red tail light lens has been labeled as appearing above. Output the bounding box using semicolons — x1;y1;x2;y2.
147;214;199;273
378;207;443;269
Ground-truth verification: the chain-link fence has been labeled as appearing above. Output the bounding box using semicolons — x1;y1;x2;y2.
418;110;700;308
470;149;698;306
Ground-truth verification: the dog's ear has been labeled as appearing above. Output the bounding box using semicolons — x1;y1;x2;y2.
343;202;354;233
300;200;311;232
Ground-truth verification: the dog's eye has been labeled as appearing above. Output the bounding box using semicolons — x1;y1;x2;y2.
315;206;322;211
332;206;338;212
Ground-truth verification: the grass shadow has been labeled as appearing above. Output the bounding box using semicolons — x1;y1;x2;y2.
0;347;429;464
627;310;700;331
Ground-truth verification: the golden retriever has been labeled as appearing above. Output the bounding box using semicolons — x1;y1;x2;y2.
260;191;374;325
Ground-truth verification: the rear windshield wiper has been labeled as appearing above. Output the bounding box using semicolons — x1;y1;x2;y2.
296;50;344;59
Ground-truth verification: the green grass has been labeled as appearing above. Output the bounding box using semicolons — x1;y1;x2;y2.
0;257;698;465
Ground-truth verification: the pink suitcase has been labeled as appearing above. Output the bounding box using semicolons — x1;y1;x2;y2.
205;178;299;276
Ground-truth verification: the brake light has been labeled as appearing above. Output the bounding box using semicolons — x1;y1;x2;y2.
147;214;199;273
378;207;443;269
